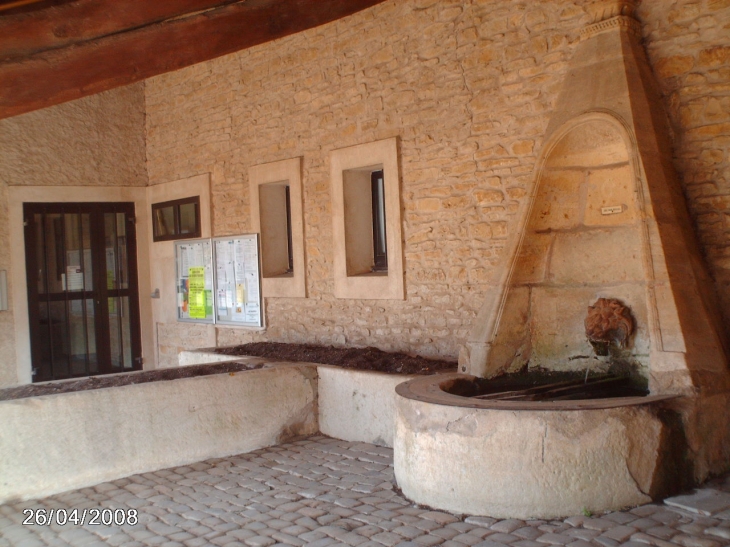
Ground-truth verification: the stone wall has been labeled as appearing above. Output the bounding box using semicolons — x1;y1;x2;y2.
0;83;147;386
144;0;730;361
640;0;730;327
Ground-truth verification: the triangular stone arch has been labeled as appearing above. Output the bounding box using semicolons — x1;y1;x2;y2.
462;5;729;401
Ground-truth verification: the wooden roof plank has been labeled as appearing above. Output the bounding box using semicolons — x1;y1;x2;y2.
0;0;387;119
0;0;242;60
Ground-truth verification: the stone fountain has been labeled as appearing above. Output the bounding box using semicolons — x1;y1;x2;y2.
394;0;730;519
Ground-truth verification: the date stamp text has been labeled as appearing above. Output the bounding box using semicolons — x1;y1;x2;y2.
22;508;138;526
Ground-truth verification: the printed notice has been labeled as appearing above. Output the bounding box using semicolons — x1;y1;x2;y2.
213;234;262;327
66;266;84;292
245;303;260;323
175;239;214;323
188;267;206;319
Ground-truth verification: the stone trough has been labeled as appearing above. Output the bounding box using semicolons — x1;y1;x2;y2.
179;347;417;448
0;362;318;504
394;373;676;519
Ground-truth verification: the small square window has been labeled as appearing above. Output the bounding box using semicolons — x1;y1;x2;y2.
152;197;201;242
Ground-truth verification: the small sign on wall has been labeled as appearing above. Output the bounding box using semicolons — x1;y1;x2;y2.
601;205;624;215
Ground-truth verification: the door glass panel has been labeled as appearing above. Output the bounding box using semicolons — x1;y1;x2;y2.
48;300;70;379
34;214;47;295
122;297;133;369
36;301;52;380
82;214;93;291
108;296;122;369
68;299;88;376
85;299;98;374
116;213;129;290
44;214;64;294
64;214;85;292
104;213;118;290
107;296;134;370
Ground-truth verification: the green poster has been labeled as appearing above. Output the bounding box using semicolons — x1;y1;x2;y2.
188;267;206;319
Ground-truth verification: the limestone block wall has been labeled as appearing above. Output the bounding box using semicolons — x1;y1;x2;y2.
0;83;147;387
144;0;730;360
639;0;730;328
489;118;651;376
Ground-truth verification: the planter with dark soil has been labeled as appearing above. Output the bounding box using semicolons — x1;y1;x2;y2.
214;342;458;375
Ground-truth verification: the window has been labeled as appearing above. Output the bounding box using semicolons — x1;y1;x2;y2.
371;169;387;272
258;182;293;277
330;137;404;300
151;197;201;242
249;157;306;298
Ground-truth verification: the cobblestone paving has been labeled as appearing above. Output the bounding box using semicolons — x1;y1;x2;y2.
2;436;730;547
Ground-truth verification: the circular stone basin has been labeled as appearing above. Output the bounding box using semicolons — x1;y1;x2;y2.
394;373;677;519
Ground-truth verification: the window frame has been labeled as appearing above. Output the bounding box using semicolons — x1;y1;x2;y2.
330;137;404;300
151;196;201;242
249;157;306;298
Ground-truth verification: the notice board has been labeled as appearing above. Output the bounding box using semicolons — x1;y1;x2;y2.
175;239;214;323
174;235;263;328
213;234;263;327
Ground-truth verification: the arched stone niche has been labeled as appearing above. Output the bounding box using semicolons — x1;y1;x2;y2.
476;113;653;379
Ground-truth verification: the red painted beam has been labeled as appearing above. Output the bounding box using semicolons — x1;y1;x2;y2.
0;0;387;119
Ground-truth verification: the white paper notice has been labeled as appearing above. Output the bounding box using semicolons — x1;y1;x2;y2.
66;266;84;291
241;239;257;272
180;246;190;277
234;240;246;279
192;243;203;268
245;271;259;303
245;303;260;323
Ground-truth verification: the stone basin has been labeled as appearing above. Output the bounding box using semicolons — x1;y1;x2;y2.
394;373;678;519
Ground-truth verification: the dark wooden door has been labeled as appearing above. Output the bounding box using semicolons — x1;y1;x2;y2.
24;203;143;382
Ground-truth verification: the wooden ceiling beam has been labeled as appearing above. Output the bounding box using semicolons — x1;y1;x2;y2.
0;0;387;119
0;0;243;60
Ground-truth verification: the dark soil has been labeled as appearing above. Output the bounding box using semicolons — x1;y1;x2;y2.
215;342;458;376
0;361;264;401
443;366;648;401
0;343;457;402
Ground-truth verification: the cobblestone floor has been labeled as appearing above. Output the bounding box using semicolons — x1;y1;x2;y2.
2;436;729;547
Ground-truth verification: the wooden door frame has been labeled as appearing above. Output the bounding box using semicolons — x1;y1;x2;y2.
23;202;143;381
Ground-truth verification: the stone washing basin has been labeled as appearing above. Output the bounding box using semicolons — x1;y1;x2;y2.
394;373;677;519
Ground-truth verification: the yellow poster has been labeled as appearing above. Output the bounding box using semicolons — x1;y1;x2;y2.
188;267;206;319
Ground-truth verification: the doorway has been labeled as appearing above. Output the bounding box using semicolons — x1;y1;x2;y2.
24;202;143;382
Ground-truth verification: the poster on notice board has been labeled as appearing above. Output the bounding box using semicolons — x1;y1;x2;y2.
213;234;263;328
175;239;214;323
